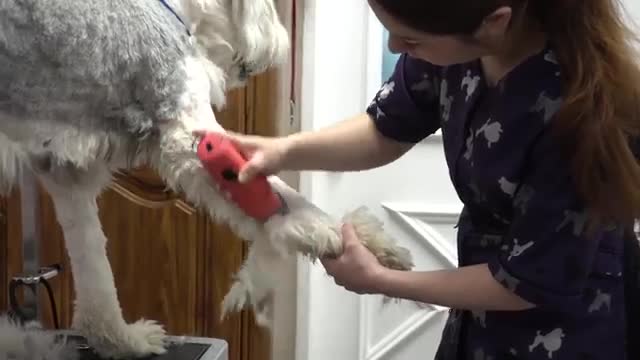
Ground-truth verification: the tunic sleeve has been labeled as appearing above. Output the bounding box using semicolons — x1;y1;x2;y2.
366;54;442;143
487;131;607;311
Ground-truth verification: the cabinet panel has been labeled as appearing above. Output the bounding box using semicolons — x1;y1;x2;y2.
0;191;22;313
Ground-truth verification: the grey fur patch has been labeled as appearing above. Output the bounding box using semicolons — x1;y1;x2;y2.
0;0;194;138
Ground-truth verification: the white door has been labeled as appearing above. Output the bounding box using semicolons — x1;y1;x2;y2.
295;1;462;359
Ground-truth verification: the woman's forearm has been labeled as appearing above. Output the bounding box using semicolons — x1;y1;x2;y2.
376;264;535;311
283;113;414;172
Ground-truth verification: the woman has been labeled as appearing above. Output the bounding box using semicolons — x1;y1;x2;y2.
211;0;640;358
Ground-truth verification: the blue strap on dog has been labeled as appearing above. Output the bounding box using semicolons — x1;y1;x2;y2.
158;0;191;36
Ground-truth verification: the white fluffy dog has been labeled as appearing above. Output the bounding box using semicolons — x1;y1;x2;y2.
0;0;413;358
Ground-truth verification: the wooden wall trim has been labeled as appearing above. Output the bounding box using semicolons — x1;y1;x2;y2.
108;179;196;215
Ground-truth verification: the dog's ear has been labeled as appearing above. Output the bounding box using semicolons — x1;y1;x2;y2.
230;0;289;74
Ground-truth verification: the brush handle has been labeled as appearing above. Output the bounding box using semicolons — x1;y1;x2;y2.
196;132;284;222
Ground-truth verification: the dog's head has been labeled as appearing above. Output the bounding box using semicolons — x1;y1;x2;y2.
186;0;290;89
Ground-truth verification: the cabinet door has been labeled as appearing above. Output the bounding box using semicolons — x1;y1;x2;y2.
0;190;22;313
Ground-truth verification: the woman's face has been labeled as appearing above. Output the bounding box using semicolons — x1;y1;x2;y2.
369;0;512;66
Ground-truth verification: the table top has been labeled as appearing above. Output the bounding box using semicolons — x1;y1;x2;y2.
54;333;228;360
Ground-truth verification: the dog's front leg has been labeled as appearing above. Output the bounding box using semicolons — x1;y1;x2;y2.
38;165;167;359
152;117;414;318
151;57;413;322
151;114;345;258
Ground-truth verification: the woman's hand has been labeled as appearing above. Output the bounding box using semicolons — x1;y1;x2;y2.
321;223;386;295
322;225;535;311
193;130;292;183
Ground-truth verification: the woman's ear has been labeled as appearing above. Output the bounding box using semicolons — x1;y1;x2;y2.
474;6;513;41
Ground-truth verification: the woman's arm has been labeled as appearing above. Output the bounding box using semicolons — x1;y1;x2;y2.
282;113;414;172
222;54;443;181
376;264;535;311
221;113;416;182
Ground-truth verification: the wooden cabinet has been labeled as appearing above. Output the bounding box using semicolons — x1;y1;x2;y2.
0;71;281;360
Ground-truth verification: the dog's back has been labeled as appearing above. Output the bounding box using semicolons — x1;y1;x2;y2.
0;0;193;138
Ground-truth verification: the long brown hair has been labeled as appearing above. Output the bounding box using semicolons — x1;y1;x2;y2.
375;0;640;228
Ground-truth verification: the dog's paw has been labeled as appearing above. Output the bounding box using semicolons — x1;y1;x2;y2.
221;279;273;328
374;244;414;271
299;215;342;258
221;280;250;319
267;206;342;259
123;319;167;355
345;206;415;271
79;319;167;359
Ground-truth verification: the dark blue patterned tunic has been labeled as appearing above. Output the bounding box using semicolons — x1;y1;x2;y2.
367;45;627;359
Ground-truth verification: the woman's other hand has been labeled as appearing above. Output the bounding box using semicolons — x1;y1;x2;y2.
321;223;386;295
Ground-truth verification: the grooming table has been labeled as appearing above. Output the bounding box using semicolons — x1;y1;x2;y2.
56;333;228;360
9;266;228;360
10;265;228;360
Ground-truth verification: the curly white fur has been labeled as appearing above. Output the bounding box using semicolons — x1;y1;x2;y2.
0;316;78;360
0;0;414;358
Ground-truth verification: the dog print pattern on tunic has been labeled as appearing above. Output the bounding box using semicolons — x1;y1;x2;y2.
532;92;563;124
379;81;395;100
411;74;434;92
440;80;453;122
475;118;503;148
555;209;589;236
498;177;518;197
544;50;561;77
513;185;535;214
366;50;627;360
507;239;534;261
588;289;612;313
461;70;481;101
529;328;565;359
471;310;487;328
373;81;394;123
463;129;475;161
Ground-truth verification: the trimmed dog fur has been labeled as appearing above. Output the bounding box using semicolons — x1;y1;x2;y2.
0;0;414;358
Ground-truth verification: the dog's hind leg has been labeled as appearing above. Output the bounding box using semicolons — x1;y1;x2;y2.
221;236;282;327
37;163;167;359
